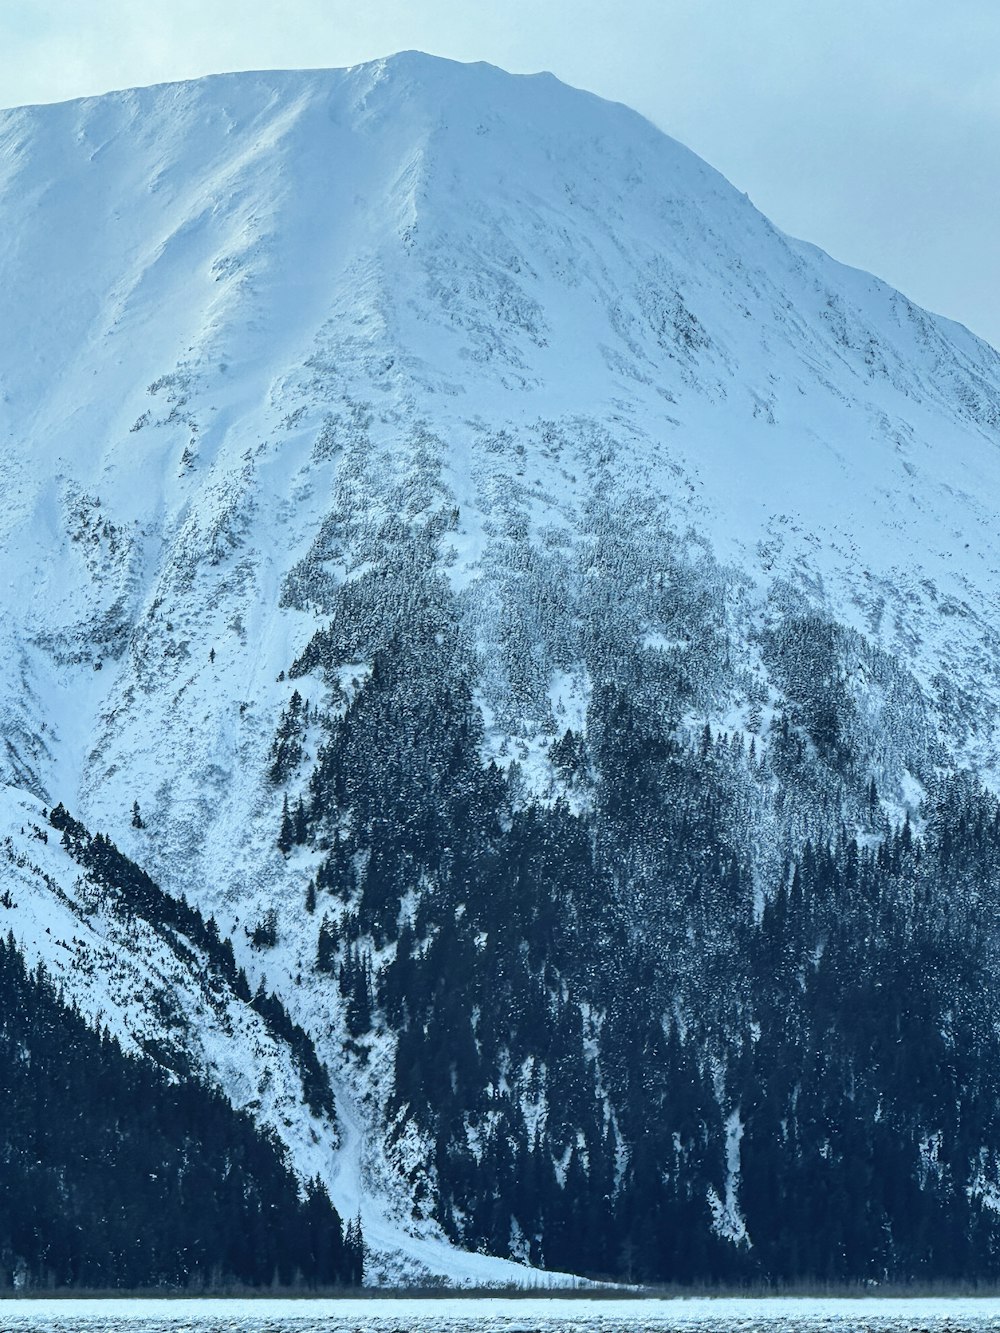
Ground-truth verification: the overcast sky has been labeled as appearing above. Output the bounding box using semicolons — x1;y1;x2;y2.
3;0;998;348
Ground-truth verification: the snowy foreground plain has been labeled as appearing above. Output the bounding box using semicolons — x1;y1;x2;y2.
3;1297;1000;1332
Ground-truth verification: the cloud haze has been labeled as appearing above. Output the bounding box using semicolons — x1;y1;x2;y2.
2;0;998;348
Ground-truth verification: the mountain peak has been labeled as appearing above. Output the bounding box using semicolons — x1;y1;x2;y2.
4;52;1000;1286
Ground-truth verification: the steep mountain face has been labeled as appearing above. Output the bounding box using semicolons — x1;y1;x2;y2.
4;53;1000;1284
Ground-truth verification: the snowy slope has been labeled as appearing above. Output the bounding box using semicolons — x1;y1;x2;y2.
0;787;338;1174
3;52;1000;1280
0;790;577;1288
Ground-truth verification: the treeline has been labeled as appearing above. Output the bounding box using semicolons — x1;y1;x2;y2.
275;543;1000;1285
48;803;335;1121
0;932;363;1291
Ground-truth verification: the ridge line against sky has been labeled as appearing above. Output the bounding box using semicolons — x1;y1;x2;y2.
2;0;998;351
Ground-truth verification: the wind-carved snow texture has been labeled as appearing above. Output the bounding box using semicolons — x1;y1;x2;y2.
4;52;1000;1283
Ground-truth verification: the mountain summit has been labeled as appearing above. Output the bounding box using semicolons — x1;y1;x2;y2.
3;54;1000;1285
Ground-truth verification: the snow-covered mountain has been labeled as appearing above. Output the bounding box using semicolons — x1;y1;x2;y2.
4;52;1000;1285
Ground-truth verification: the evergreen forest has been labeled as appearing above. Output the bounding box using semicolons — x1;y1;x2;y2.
0;933;362;1291
271;534;1000;1285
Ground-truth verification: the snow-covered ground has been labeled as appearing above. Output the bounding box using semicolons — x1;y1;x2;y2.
3;1296;1000;1330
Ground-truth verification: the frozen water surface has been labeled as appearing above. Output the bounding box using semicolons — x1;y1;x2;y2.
2;1298;1000;1333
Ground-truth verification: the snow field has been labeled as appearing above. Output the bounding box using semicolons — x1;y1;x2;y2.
3;1295;1000;1330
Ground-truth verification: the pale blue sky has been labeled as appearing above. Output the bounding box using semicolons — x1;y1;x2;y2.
3;0;999;348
